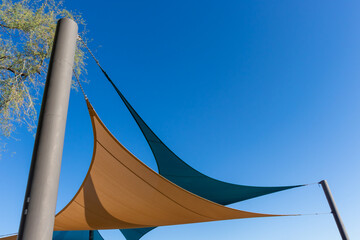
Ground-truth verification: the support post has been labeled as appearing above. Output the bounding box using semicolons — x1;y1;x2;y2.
320;180;349;240
17;18;78;240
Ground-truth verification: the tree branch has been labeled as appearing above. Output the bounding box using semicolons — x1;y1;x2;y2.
0;66;28;78
0;23;18;30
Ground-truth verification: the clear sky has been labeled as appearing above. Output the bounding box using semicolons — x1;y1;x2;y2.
1;0;359;239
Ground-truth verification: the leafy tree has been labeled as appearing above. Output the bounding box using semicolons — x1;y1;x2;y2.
0;0;87;138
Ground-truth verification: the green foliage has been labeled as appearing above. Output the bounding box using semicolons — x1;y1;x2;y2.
0;0;87;138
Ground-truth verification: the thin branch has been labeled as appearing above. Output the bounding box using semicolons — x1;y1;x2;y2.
0;66;28;78
0;23;18;30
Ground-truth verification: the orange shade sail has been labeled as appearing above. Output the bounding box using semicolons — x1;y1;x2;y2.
0;236;16;240
53;100;277;230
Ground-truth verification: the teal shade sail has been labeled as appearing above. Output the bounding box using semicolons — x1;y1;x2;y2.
53;230;103;240
118;90;300;204
99;69;302;240
120;228;155;240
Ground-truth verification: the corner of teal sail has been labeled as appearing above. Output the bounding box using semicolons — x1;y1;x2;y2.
92;230;104;240
120;227;156;240
53;230;103;240
143;131;301;204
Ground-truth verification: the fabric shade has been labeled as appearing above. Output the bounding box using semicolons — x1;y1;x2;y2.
115;87;300;204
120;227;155;240
53;100;277;230
0;236;16;240
108;82;301;240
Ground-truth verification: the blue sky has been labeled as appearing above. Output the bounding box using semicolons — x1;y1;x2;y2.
1;0;359;239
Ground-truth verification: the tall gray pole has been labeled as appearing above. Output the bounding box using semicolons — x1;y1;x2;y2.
320;180;349;240
17;18;78;240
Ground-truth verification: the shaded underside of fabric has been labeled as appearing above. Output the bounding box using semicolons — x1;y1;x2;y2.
120;227;156;240
52;100;276;231
99;70;302;240
0;230;104;240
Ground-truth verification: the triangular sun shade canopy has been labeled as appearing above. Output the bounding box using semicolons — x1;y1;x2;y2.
100;76;301;239
53;100;277;230
1;77;302;240
114;86;300;205
0;96;298;239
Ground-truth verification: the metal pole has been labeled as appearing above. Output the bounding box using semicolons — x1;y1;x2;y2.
320;180;349;240
17;18;78;240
